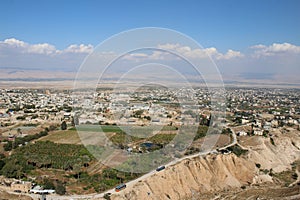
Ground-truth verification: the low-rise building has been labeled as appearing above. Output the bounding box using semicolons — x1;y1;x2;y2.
237;131;248;136
11;181;32;193
254;130;263;136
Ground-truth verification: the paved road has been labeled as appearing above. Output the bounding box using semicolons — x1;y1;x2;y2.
26;126;238;200
219;127;237;150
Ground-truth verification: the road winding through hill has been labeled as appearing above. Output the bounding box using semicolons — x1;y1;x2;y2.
27;126;237;200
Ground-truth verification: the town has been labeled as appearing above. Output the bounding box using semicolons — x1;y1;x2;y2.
0;86;299;199
1;87;299;132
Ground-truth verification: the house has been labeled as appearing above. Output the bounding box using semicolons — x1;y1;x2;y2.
254;130;263;136
237;131;247;136
11;181;32;193
241;119;249;125
263;122;271;130
63;112;71;119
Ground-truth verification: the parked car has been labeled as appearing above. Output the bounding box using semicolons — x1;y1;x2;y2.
156;165;165;171
115;183;126;192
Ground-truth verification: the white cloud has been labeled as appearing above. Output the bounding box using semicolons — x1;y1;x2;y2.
0;38;94;70
123;43;243;61
269;43;300;53
64;44;93;54
157;43;212;58
251;42;300;57
0;38;94;55
0;38;299;83
2;38;26;47
28;43;58;55
122;53;148;61
217;49;244;60
0;38;57;55
250;44;266;49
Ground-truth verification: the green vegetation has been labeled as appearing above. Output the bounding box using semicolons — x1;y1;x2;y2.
221;128;232;134
39;178;66;195
1;141;92;178
103;193;111;200
161;126;178;131
16;115;26;120
39;130;80;144
109;132;140;146
3;130;48;151
61;121;67;130
0;137;144;194
148;134;176;145
260;168;270;175
70;125;123;133
193;125;209;141
184;146;201;155
132;109;144;118
23;123;39;127
227;145;248;157
71;125;178;133
273;169;298;187
55;181;66;195
70;168;141;193
270;137;275;146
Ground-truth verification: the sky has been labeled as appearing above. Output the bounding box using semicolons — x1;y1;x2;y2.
0;0;300;83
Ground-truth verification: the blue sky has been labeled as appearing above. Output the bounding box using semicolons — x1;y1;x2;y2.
1;0;299;51
0;0;300;83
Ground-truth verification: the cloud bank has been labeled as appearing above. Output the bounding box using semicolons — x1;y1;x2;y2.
0;38;93;70
0;38;299;83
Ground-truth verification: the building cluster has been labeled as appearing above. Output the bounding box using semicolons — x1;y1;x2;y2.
0;177;54;194
226;88;300;136
0;87;299;138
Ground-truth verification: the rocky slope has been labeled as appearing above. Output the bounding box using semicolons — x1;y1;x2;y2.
111;154;255;200
111;131;300;200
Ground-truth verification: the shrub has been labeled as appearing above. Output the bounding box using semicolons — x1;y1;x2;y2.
61;121;67;130
16;116;26;120
3;141;13;151
194;126;208;140
227;145;248;157
270;138;275;146
43;178;55;189
55;181;66;195
103;193;111;200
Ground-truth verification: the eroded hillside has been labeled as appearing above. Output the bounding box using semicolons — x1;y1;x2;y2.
111;131;300;200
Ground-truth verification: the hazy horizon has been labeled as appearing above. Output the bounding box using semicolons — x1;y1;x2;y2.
1;1;300;85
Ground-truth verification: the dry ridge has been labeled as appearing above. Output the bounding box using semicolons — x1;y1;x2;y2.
110;133;300;200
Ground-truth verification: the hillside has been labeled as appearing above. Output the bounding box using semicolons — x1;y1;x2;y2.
110;131;300;200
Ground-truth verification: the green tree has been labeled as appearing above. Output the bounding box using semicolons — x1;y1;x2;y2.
61;121;67;130
43;178;55;189
0;160;5;173
55;181;66;195
17;128;22;134
3;141;13;151
73;163;81;180
82;155;90;167
103;193;111;200
1;160;23;179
